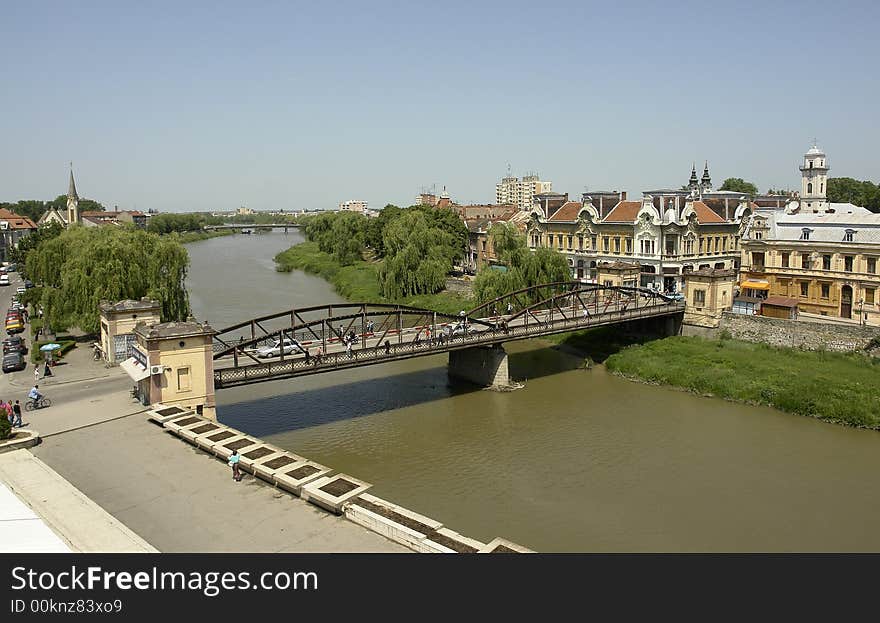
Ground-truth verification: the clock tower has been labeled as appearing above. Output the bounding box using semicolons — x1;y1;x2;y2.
799;143;829;213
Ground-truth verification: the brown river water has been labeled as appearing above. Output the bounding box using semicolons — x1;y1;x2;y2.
187;231;880;552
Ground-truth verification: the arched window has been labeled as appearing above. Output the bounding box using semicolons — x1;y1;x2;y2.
807;183;813;194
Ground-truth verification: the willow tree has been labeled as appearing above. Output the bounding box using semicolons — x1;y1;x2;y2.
25;225;190;333
378;210;461;299
474;223;570;305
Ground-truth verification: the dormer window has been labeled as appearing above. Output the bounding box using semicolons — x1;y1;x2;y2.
800;228;812;241
844;229;856;242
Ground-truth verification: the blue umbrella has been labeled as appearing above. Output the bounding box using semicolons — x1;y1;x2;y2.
39;343;61;352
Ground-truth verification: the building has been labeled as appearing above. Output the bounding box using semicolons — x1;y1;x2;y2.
39;168;81;228
462;207;523;272
495;172;553;212
453;204;518;220
681;268;737;327
526;182;749;291
0;209;37;261
80;210;147;228
236;206;255;216
798;143;830;213
99;298;163;364
339;200;368;213
416;186;452;208
740;210;880;325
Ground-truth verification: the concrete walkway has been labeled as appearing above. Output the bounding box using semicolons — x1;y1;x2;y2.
33;414;409;552
0;449;156;552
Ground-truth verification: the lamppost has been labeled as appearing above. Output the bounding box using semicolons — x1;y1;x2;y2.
858;297;865;327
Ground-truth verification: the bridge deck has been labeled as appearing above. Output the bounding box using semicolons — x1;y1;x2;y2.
213;300;683;389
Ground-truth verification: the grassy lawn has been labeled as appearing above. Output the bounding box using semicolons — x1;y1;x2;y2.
604;335;880;429
274;242;473;315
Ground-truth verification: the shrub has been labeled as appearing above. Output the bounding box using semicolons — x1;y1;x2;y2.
719;329;732;340
0;416;10;440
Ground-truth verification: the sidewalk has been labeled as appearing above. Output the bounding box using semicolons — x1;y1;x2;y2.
0;449;157;552
9;342;120;389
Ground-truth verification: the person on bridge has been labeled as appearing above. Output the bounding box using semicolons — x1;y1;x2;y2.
384;340;391;355
345;338;353;358
506;302;513;315
366;320;374;334
582;307;591;320
228;449;242;481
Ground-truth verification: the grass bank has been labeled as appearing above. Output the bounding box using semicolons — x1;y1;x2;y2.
274;241;473;315
173;229;235;244
604;336;880;429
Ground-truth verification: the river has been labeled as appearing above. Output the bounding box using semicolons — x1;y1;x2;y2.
187;231;880;552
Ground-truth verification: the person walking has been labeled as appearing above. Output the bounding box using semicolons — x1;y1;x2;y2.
345;337;353;359
2;400;12;427
34;365;40;383
12;400;22;428
43;359;52;377
506;302;513;315
228;450;242;481
384;340;391;355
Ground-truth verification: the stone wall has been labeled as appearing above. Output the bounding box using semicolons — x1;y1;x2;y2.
715;312;880;352
448;345;510;387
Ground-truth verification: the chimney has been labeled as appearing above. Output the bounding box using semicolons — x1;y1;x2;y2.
620;191;627;201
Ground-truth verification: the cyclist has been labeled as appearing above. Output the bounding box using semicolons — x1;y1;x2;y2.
28;384;44;406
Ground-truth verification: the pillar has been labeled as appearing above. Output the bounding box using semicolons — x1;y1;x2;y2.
448;344;510;388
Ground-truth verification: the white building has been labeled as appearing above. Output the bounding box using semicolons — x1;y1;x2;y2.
495;173;552;212
339;200;368;213
798;144;830;213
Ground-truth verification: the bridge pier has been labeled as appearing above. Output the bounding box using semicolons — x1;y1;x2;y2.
620;312;683;338
448;344;511;389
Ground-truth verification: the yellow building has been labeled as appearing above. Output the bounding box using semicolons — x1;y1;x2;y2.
126;320;217;419
681;268;737;327
99;298;162;364
740;210;880;325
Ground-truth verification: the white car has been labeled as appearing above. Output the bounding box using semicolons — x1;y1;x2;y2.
15;286;26;295
0;276;9;287
256;337;304;358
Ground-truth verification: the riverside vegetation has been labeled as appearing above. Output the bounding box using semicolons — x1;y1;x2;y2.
603;335;880;429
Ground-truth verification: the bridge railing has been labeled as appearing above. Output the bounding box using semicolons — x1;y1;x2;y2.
214;299;684;387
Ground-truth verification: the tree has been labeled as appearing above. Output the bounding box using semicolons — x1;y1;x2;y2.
25;226;190;333
378;210;460;298
474;223;570;304
828;177;880;213
719;178;758;195
8;221;64;265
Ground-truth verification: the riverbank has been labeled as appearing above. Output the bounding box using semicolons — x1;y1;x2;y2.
174;229;235;244
274;241;472;315
603;335;880;429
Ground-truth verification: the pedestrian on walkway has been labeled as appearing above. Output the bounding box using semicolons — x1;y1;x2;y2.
12;400;22;428
228;450;242;481
384;340;391;355
34;365;40;383
304;347;310;364
506;302;513;315
345;338;353;358
2;400;12;427
43;359;53;377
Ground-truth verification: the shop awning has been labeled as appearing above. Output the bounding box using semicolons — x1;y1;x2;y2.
740;280;770;291
120;357;150;382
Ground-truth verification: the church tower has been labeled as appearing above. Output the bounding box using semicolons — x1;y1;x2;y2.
67;165;79;225
799;143;829;213
700;161;712;194
687;163;699;193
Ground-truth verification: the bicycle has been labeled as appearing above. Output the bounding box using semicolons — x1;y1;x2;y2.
24;396;51;411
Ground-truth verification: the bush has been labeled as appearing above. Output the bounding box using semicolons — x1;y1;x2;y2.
0;416;10;439
31;339;76;364
719;329;732;340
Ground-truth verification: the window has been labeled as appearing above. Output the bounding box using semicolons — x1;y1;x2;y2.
844;230;855;242
752;252;765;268
714;237;719;253
800;228;811;241
591;235;597;250
754;231;762;239
823;254;831;270
781;252;789;268
844;256;853;272
547;234;554;247
603;237;610;252
567;235;573;249
603;280;613;288
868;258;877;274
809;160;813;169
800;282;809;297
821;283;830;299
807;183;813;194
177;367;191;391
614;237;620;253
578;235;583;251
801;254;810;269
684;238;694;255
693;289;705;306
625;238;632;254
866;288;876;305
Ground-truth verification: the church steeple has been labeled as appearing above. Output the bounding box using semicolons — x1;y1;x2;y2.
700;161;712;193
688;163;699;192
67;163;79;225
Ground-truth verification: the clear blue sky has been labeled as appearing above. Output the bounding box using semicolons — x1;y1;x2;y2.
2;0;878;212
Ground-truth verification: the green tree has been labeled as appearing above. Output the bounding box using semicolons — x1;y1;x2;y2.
474;223;571;304
827;177;880;213
719;178;758;195
9;221;64;266
25;226;190;333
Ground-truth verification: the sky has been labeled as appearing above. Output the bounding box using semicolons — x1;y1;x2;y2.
2;0;879;212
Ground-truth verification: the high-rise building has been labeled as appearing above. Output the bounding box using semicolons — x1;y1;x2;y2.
339;200;368;213
495;172;552;211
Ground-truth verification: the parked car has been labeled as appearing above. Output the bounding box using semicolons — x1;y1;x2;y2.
256;337;305;358
15;286;26;295
0;275;9;287
2;351;26;373
665;292;685;302
2;335;27;355
5;317;24;334
23;280;33;289
3;263;16;272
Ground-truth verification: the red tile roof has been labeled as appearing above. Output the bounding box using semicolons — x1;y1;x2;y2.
692;201;726;224
602;201;642;222
0;209;37;230
547;201;583;222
